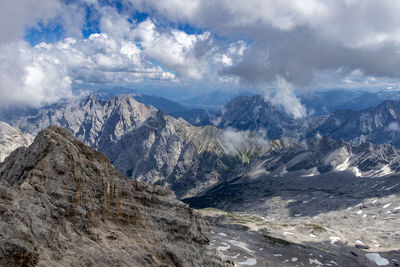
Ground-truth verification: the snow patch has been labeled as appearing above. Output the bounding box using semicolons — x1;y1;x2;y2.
383;203;392;209
366;253;389;266
238;257;257;266
283;232;294;236
330;236;341;244
374;165;394;177
218;232;227;237
301;167;320;177
352;167;362;177
336;157;350;171
291;257;298;262
217;242;230;252
309;258;323;266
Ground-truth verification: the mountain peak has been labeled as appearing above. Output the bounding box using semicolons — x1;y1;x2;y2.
0;125;115;187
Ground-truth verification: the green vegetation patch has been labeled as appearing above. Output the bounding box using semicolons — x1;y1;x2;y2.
305;224;326;232
263;234;292;246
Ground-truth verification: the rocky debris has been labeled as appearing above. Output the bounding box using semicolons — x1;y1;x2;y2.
0;121;32;162
195;200;400;267
0;126;233;267
184;137;400;266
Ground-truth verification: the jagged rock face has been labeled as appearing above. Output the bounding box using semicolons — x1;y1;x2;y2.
12;95;157;148
216;95;400;149
215;95;299;139
306;100;400;147
0;121;32;162
102;111;230;199
230;136;400;179
0;126;233;267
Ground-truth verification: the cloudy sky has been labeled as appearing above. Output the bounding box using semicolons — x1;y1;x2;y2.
1;0;400;111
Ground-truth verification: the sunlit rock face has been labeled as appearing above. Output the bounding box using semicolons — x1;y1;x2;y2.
0;121;32;162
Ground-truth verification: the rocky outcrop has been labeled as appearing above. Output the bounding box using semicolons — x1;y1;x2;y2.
215;95;400;148
305;100;400;147
0;126;233;267
11;95;158;149
0;121;32;162
214;95;299;139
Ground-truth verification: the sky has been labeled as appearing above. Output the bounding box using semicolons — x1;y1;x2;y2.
1;0;400;117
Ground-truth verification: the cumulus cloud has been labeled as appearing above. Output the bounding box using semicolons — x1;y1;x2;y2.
132;19;214;79
0;0;75;107
34;33;176;85
3;0;400;108
266;77;307;119
127;0;400;86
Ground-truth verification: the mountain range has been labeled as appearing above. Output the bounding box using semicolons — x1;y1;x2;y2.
215;95;400;149
1;92;400;266
3;95;292;198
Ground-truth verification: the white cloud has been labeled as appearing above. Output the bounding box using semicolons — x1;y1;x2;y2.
221;128;269;155
4;0;400;109
266;76;307;119
127;0;400;87
0;40;73;108
131;19;214;79
36;32;177;84
0;0;91;108
387;122;400;132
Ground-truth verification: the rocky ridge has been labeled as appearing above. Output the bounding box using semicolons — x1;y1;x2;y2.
0;121;32;162
0;126;233;267
7;95;293;199
214;95;400;149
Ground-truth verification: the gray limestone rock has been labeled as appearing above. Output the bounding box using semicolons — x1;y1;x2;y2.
0;121;32;162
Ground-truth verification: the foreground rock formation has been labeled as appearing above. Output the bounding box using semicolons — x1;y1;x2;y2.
0;126;233;267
